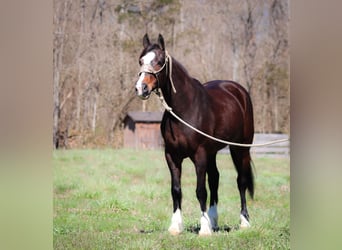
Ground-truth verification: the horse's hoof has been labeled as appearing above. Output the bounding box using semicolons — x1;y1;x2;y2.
168;224;183;235
168;220;183;235
240;214;251;229
198;228;212;236
168;223;183;235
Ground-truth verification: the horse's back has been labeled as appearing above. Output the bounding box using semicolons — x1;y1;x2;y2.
204;80;254;143
204;80;251;113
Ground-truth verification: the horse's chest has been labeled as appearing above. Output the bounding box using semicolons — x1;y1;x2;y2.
161;118;195;151
165;124;188;147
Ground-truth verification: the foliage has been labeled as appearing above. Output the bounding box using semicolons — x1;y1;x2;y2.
53;0;289;148
254;62;290;133
54;149;290;249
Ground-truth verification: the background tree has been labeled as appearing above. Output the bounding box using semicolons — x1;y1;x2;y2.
53;0;289;148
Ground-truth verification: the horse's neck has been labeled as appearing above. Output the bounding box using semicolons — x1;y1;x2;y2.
162;59;207;114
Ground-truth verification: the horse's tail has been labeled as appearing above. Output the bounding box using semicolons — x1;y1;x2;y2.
248;158;256;199
230;146;255;199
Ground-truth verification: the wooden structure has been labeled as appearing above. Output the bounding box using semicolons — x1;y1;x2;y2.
123;111;289;156
123;111;163;149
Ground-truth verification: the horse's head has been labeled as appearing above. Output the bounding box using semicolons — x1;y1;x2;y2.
135;34;167;100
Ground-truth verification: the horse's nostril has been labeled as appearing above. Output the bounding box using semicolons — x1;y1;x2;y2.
142;83;149;95
142;83;148;91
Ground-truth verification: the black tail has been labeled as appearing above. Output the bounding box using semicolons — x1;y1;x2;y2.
230;147;255;199
247;158;255;199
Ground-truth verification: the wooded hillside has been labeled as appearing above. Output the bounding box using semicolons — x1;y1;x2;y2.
53;0;289;148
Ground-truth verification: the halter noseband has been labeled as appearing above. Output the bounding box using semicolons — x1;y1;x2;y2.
138;50;177;94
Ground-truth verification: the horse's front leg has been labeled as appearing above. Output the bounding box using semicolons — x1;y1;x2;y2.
193;149;212;236
207;153;219;231
165;151;183;235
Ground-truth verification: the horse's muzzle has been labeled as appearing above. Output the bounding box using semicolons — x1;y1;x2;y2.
135;82;151;100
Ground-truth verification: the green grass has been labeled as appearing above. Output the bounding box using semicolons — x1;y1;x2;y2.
53;149;290;249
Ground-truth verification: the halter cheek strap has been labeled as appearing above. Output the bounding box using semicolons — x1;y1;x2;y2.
138;50;177;94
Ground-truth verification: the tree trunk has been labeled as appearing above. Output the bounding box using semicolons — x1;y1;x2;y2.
53;0;70;148
92;87;99;133
76;0;85;131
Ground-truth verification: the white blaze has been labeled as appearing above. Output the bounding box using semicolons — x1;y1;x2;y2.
142;51;156;65
135;51;156;95
135;72;145;95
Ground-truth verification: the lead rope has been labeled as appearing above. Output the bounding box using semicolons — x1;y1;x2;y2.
165;51;177;94
156;93;289;148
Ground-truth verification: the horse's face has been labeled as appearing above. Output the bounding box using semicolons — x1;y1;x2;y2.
135;34;166;100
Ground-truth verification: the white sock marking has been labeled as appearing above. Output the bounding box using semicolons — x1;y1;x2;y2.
240;214;251;228
199;212;212;236
168;208;183;235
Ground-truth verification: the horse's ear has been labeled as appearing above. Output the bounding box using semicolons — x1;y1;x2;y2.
143;33;150;48
158;34;165;51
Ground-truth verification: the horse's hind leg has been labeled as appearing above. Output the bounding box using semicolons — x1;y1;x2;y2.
207;153;219;231
230;146;254;228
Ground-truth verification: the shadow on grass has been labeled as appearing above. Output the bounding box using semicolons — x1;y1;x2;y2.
185;224;240;234
139;229;156;234
139;224;240;235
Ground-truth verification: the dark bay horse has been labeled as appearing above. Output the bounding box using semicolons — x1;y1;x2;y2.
135;34;254;235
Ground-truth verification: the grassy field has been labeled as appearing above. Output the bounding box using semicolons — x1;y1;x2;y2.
53;149;290;249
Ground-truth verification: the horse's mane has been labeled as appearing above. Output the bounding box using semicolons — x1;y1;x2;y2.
171;56;190;77
172;56;207;90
